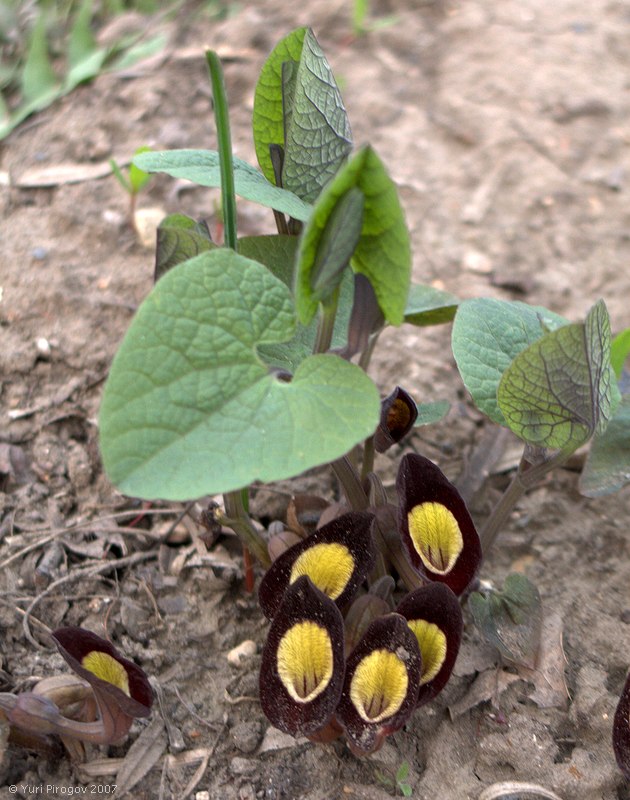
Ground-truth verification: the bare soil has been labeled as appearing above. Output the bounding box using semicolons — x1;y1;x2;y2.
1;1;630;798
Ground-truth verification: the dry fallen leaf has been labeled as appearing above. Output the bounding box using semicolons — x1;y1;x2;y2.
15;161;129;188
449;667;522;719
112;716;167;798
517;610;568;709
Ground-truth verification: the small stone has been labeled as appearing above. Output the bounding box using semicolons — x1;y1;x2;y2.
238;784;256;800
463;250;492;273
227;640;257;666
230;757;257;776
32;247;48;261
134;206;166;249
231;720;263;754
157;594;188;615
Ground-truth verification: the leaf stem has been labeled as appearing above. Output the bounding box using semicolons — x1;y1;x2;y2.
313;290;340;354
480;447;572;555
331;455;369;511
222;491;270;568
361;435;375;482
205;50;237;251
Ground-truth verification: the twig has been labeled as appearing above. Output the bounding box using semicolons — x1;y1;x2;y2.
174;686;221;731
21;551;157;648
0;508;187;571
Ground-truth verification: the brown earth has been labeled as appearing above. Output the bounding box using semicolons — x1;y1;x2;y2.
1;1;630;798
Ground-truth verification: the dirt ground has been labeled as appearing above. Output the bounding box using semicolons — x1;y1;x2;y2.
1;0;630;798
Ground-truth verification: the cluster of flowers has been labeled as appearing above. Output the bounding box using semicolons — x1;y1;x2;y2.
257;447;482;755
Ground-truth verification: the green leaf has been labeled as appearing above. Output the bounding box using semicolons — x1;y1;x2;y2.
469;573;542;669
295;180;364;324
611;328;630;380
99;248;380;499
133;149;311;221
68;0;97;69
64;47;108;92
110;158;131;193
280;29;352;203
105;33;167;73
579;393;630;497
497;300;613;451
238;235;354;372
21;13;59;107
295;145;410;326
414;400;450;427
253;27;307;184
452;298;568;425
129;146;153;194
404;284;459;326
155;214;215;282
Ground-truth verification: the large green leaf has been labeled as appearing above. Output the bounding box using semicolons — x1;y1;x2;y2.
253;27;307;184
133;150;311;221
497;300;613;451
452;298;568;425
280;29;352;203
404;284;459;327
579;393;630;496
99;248;379;499
296;146;410;326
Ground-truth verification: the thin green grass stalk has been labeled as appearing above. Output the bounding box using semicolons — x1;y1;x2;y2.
205;50;237;251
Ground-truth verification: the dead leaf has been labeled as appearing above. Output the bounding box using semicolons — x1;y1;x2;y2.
449;667;522;719
0;443;33;486
14;160;130;188
517;610;568;709
112;716;167;798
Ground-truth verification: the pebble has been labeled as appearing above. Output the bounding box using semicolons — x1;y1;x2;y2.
31;247;49;261
227;640;257;666
231;720;262;754
230;757;257;776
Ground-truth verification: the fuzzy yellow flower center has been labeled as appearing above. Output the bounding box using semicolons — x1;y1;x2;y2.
81;651;130;695
407;620;447;685
350;649;408;723
289;542;354;600
407;502;463;575
277;621;334;703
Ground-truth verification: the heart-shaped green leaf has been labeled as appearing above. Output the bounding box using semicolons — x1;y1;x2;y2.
99;248;380;499
469;573;542;669
452;298;568;425
497;299;613;451
133;150;311;221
